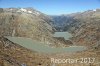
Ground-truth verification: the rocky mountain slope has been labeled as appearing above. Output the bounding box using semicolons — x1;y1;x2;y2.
51;9;100;48
51;15;74;31
0;8;69;47
0;8;53;41
70;9;100;48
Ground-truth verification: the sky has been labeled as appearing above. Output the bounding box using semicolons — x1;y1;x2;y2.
0;0;100;15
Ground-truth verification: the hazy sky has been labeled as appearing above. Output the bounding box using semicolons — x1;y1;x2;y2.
0;0;100;15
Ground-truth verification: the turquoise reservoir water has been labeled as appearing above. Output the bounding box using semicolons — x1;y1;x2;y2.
53;32;72;40
5;36;86;53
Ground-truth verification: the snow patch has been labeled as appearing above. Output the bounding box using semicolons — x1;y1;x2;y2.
93;9;96;11
28;11;32;13
20;8;27;12
32;11;40;15
16;8;40;15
